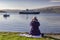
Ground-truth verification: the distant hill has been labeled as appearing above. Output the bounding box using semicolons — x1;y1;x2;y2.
2;9;22;13
0;6;60;13
0;10;6;13
32;6;60;13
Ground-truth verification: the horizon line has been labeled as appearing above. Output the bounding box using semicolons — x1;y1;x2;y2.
0;5;60;10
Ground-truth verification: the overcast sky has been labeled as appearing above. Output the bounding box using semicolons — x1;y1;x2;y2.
0;0;60;9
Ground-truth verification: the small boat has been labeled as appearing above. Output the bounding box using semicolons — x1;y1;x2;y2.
19;9;40;14
3;14;10;17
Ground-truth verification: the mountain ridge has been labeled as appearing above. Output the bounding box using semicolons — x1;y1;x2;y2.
32;6;60;13
0;6;60;13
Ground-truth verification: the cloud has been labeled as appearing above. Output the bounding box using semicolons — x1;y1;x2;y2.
50;0;60;2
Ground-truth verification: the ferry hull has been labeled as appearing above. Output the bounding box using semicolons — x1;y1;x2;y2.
19;12;40;14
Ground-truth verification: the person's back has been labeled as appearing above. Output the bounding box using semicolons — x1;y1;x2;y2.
30;21;40;29
30;17;41;36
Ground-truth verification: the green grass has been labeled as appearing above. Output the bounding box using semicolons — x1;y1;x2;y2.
0;32;59;40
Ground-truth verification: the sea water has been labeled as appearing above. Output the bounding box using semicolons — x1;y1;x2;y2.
0;13;60;33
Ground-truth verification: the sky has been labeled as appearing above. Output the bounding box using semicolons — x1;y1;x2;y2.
0;0;60;10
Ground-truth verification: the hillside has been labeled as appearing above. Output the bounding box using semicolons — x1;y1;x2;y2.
0;6;60;13
33;6;60;13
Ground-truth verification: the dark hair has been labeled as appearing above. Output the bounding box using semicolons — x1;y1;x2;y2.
32;17;38;22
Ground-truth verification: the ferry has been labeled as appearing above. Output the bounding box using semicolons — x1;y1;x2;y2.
19;9;40;14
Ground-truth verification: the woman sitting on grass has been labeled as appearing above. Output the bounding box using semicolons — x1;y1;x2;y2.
30;17;41;36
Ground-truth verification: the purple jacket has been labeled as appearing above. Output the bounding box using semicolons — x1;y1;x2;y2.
30;21;40;35
30;21;40;29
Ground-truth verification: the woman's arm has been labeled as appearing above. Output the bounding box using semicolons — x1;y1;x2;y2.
38;22;40;26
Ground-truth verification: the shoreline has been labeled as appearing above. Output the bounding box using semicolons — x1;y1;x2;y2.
0;32;60;40
0;32;60;35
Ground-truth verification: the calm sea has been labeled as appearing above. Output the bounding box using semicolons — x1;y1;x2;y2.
0;13;60;33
